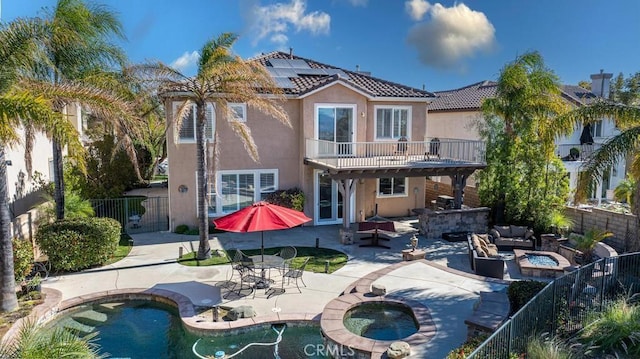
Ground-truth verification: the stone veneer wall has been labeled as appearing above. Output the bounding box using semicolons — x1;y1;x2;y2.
417;207;490;239
424;179;481;208
564;206;639;253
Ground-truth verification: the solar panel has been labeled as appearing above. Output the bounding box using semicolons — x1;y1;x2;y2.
295;68;327;76
268;59;293;68
287;59;311;69
272;68;299;78
274;77;295;88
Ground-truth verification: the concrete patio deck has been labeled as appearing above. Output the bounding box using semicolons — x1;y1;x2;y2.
35;219;514;358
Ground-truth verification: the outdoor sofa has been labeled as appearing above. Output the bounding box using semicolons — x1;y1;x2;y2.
489;225;535;251
467;233;505;279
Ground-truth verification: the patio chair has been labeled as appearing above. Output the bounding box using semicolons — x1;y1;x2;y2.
282;257;310;293
276;246;297;275
224;260;260;299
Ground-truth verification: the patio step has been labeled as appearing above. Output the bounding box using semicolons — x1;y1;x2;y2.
71;309;108;326
59;317;96;335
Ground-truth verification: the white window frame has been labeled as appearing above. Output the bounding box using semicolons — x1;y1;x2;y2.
376;177;408;197
211;169;279;215
173;102;215;143
591;120;603;138
195;172;217;218
229;103;247;122
374;105;411;140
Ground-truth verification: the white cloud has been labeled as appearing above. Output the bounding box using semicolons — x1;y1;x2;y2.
406;2;496;70
405;0;430;21
347;0;368;6
170;51;200;73
248;0;330;46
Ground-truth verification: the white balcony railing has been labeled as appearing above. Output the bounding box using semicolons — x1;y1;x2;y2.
305;138;486;169
556;143;601;162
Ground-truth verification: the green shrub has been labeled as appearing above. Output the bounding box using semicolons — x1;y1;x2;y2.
446;334;489;358
264;188;305;211
12;237;34;282
508;280;548;313
175;224;189;234
185;228;199;235
526;333;576;359
37;217;121;271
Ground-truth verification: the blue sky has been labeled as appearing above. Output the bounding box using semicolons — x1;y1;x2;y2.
2;0;639;92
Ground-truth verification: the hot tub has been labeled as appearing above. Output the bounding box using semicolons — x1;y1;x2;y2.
514;249;571;278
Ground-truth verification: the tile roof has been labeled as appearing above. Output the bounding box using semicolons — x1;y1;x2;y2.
251;51;435;99
428;81;600;111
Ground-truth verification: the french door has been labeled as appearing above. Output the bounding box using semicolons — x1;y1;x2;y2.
316;105;355;156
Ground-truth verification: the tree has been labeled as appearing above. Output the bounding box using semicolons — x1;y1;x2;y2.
478;51;571;230
0;18;84;312
557;101;640;251
610;72;640;105
141;33;290;259
31;0;129;220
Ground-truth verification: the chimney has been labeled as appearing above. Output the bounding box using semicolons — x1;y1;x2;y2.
289;47;293;59
590;69;613;99
356;64;360;72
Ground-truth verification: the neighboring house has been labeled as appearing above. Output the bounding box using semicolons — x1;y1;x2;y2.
163;51;486;231
427;71;624;204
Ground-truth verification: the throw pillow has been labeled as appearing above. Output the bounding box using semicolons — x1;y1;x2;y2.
494;225;511;237
510;225;527;238
476;247;487;257
477;234;490;245
524;229;535;240
486;246;499;257
489;228;500;240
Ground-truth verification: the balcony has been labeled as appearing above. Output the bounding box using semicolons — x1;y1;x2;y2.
304;138;486;171
557;143;601;162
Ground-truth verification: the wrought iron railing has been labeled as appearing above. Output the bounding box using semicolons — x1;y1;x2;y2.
91;196;169;234
468;252;640;358
304;138;486;168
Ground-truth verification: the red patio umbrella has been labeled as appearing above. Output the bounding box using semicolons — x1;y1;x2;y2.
212;201;311;260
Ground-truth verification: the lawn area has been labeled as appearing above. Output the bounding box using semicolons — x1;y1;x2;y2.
103;234;133;266
178;246;348;274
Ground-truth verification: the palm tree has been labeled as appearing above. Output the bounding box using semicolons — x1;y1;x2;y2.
0;18;85;312
614;176;635;206
141;33;290;259
557;101;640;250
33;0;127;220
0;319;104;358
479;51;570;226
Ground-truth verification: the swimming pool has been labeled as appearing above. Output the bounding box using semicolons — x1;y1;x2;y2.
48;300;327;358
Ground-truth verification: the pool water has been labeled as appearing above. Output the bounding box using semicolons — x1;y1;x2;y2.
343;303;418;341
48;300;327;358
526;254;559;266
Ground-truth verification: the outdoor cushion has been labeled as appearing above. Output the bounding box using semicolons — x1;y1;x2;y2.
489;228;500;240
494;225;511;237
524;229;535;240
477;234;490;244
510;225;528;238
486;246;499;257
476;247;488;257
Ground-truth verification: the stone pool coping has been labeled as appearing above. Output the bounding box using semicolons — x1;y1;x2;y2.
321;293;436;359
3;287;320;344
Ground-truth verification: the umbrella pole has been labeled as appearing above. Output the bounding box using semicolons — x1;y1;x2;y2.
261;231;265;261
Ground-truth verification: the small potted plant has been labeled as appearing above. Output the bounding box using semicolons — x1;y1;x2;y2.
22;273;42;295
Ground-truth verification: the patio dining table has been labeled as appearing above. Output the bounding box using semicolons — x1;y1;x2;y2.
249;255;284;289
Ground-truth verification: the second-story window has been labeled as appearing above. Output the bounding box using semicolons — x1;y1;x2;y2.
174;102;215;143
375;106;410;140
229;103;246;122
590;120;603;138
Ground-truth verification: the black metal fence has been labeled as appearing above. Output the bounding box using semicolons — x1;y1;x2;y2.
90;196;169;234
468;253;640;358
